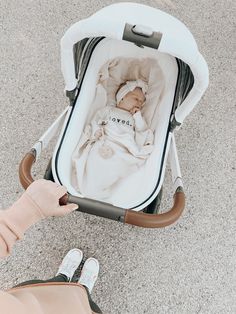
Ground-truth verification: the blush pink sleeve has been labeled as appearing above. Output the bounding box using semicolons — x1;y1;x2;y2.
0;194;42;259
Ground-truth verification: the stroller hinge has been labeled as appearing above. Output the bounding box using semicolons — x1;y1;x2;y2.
170;115;181;132
66;88;77;106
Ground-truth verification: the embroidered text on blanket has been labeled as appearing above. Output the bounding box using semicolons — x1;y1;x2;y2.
108;116;133;127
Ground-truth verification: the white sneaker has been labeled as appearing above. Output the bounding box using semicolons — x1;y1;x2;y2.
56;248;83;281
78;257;99;293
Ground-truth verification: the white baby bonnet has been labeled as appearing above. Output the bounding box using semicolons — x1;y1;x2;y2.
116;79;148;103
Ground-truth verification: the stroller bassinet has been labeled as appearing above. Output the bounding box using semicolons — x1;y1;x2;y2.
19;3;209;228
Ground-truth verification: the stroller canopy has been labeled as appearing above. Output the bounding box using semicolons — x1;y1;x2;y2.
61;2;208;125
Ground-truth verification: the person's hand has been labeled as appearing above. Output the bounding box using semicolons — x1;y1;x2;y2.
0;180;78;259
24;179;78;218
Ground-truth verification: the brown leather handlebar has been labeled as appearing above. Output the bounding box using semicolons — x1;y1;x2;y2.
19;150;36;189
124;190;185;228
19;150;185;228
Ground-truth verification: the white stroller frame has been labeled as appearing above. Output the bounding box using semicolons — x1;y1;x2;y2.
19;3;209;228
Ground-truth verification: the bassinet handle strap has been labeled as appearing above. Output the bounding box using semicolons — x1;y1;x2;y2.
124;187;185;228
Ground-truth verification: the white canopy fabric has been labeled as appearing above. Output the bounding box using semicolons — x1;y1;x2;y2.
61;2;208;125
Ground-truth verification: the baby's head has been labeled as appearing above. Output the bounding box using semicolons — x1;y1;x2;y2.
116;80;147;114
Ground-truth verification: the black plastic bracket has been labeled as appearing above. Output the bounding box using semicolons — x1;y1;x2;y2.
170;116;181;132
66;88;77;106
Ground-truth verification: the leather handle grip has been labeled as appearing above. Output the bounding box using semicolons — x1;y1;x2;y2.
124;190;185;228
19;150;36;189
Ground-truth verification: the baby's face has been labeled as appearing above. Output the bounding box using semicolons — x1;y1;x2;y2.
117;87;146;113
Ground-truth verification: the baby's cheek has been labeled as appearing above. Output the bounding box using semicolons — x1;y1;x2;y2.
124;102;133;110
127;99;135;107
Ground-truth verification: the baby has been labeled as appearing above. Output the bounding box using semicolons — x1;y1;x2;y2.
72;79;154;199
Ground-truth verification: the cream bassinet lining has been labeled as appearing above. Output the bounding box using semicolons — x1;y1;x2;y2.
53;38;178;209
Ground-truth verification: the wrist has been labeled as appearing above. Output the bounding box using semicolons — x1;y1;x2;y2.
4;193;44;238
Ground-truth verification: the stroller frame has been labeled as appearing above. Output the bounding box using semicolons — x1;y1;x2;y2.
19;3;208;228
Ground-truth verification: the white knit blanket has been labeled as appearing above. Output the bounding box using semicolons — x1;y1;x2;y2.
71;57;165;201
